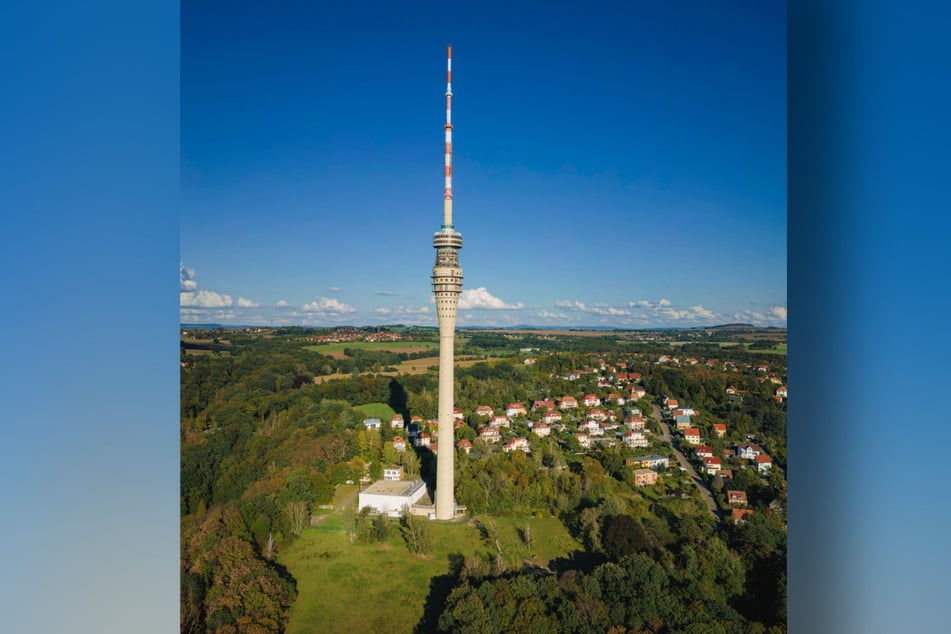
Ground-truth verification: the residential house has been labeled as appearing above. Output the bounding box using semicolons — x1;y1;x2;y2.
503;437;530;453
633;469;658;487
506;403;527;417
630;386;647;399
453;407;465;421
754;365;769;373
776;386;788;399
392;436;407;452
732;508;754;524
727;490;748;506
542;410;562;424
457;439;472;454
675;415;692;430
479;427;501;444
475;405;494;417
703;456;722;474
683;428;701;445
588;409;607;421
626;454;670;469
583;420;604;436
574;433;591;449
559;395;579;410
694;445;714;459
624;416;646;430
582;394;601;407
712;423;727;438
672;407;697;417
490;415;511;428
756;454;773;473
532;400;556;413
737;442;763;460
531;422;551;437
523;357;537;365
606;393;624;405
415;432;431;447
622;430;649;448
383;466;403;481
390;414;404;429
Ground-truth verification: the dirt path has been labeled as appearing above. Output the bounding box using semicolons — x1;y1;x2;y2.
650;404;721;522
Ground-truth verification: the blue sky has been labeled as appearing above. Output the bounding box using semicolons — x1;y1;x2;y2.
182;0;786;328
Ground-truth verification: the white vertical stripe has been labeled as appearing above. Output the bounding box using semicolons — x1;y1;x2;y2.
446;130;452;143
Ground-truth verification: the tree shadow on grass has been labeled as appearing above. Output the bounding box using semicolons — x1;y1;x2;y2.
414;553;464;633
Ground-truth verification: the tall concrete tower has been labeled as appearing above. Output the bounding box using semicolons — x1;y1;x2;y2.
433;45;462;520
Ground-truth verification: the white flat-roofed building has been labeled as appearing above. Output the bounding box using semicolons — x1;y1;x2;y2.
364;418;382;430
357;479;428;517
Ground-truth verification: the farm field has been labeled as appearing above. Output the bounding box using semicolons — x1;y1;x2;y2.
279;515;580;634
311;355;512;383
303;341;439;359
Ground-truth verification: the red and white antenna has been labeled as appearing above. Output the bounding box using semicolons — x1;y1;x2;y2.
443;45;453;227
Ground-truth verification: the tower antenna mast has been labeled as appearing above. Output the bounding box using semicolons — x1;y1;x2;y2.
432;45;463;520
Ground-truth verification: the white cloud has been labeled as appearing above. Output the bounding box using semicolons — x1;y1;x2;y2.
591;303;631;316
276;300;289;307
180;263;197;292
237;297;260;308
658;298;671;307
328;287;342;293
301;297;356;314
555;300;588;311
629;300;653;308
555;300;629;316
731;305;787;327
375;290;397;296
180;290;233;308
690;305;716;319
459;287;524;310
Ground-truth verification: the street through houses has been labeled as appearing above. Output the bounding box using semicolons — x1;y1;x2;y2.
650;404;722;522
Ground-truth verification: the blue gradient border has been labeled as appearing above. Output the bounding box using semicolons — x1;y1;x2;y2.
790;2;951;632
3;1;950;632
0;1;179;632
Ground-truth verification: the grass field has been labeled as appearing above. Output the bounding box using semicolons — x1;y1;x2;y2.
303;341;439;359
354;402;397;420
279;514;580;633
754;343;787;355
310;355;513;383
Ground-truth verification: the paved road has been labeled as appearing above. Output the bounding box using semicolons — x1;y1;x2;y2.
649;404;721;522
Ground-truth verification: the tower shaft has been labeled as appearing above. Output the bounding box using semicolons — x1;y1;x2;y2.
433;45;462;521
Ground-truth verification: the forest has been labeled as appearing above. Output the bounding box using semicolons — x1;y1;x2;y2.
181;327;786;633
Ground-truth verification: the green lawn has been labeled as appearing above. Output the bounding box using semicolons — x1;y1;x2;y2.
279;515;580;633
354;402;397;420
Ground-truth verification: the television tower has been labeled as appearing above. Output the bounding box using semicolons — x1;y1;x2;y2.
433;45;463;520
